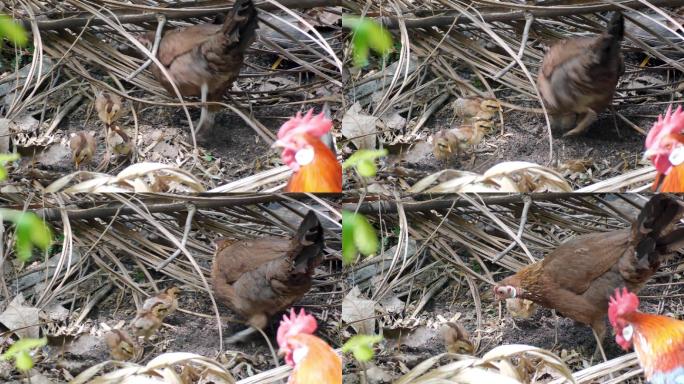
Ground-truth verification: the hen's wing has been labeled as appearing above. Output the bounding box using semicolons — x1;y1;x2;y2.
211;211;324;323
157;24;222;66
540;228;630;295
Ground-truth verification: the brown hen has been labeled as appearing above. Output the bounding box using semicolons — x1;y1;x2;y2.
211;210;324;342
149;0;258;138
537;12;624;137
494;195;684;351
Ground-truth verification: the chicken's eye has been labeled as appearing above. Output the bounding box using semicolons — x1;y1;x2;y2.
622;324;633;341
295;146;315;166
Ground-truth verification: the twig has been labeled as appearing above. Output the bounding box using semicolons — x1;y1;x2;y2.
344;193;576;213
493;12;534;80
20;0;343;31
125;14;166;81
44;94;83;137
410;93;451;136
0;217;9;305
492;195;532;262
74;283;113;326
615;111;647;135
410;276;449;317
32;194;290;221
377;0;684;29
156;204;196;271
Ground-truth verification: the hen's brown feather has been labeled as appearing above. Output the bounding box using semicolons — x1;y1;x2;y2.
495;195;683;342
211;211;324;329
537;12;624;136
150;0;258;102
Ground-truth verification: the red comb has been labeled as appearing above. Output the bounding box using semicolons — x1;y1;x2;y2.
277;109;332;140
608;287;639;327
276;308;318;348
645;105;684;174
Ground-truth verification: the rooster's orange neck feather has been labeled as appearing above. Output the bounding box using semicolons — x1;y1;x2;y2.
625;311;684;378
285;134;342;193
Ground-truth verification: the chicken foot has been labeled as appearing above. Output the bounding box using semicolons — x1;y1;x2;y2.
225;326;258;344
563;109;598;137
592;328;609;362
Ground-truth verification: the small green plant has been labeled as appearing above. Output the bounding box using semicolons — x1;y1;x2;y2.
342;149;387;179
342;334;383;362
0;14;28;47
342;16;394;68
1;337;47;372
342;210;378;265
0;153;19;180
0;209;53;262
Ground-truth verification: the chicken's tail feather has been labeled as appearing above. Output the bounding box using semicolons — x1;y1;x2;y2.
606;12;624;41
637;195;682;238
291;211;325;274
596;12;624;66
632;195;683;271
221;0;259;52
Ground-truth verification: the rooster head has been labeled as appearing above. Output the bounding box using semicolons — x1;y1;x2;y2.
644;105;684;176
608;287;640;351
273;109;333;172
277;308;318;366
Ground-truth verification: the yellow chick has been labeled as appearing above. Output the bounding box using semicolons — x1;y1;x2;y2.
69;131;96;169
104;329;140;361
94;90;123;128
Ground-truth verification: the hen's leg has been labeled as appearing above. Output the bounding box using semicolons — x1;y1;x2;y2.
225;327;257;344
552;309;559;348
591;321;607;362
225;313;267;344
563;109;598;137
193;83;218;144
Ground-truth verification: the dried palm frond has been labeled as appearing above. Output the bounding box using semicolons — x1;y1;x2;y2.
409;161;572;193
394;345;575;384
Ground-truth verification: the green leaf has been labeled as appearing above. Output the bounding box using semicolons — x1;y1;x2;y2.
0;153;20;164
13;213;52;262
352;213;378;256
356;159;376;177
15;351;32;371
0;15;28;47
343;16;393;68
342;210;358;265
0;153;19;181
342;211;378;266
342;334;383;362
343;149;387;169
342;149;387;179
2;337;46;371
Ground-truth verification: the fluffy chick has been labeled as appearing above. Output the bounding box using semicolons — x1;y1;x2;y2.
107;125;133;157
104;329;139;361
433;119;493;162
441;322;474;354
141;287;180;320
95;90;123;128
131;303;165;340
69;131;96;169
453;97;500;121
506;298;538;319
